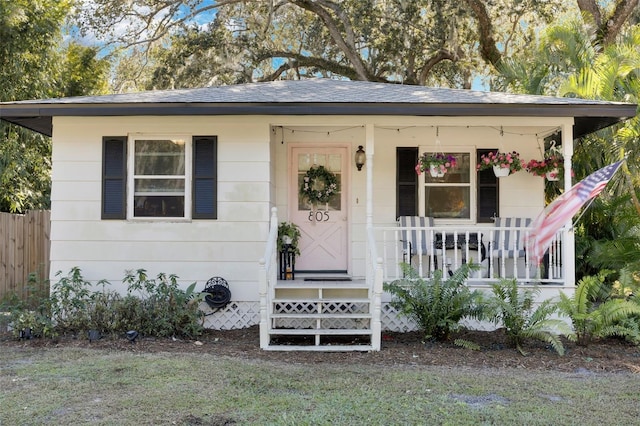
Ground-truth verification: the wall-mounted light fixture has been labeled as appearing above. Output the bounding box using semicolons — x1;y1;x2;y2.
355;145;366;171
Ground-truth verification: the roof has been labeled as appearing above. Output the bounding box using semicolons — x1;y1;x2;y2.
0;79;636;137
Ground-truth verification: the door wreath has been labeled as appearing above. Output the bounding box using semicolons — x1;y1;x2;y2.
300;165;339;205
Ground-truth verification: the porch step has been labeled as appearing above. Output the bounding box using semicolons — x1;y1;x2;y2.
271;313;371;319
269;328;372;335
265;279;374;352
276;281;368;289
263;345;374;352
272;298;371;303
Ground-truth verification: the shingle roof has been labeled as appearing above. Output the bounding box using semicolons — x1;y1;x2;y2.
1;79;636;137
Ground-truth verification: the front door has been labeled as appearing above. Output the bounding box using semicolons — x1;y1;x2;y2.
290;146;349;273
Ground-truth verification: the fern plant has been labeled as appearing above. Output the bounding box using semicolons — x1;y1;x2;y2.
557;272;640;346
383;263;484;342
486;279;571;355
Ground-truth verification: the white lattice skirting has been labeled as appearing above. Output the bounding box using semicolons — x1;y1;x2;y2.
201;301;495;332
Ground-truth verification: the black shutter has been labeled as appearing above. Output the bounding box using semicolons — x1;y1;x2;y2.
396;147;418;218
102;136;127;219
477;149;499;223
192;136;217;219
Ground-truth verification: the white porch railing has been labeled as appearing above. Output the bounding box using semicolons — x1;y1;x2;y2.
366;226;384;351
258;207;279;349
374;224;566;285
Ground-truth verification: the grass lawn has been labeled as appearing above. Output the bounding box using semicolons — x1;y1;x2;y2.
1;346;639;425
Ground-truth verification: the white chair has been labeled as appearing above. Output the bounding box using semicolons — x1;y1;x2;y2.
398;216;434;268
491;217;532;277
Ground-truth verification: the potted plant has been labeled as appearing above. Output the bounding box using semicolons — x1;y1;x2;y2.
476;151;524;177
415;152;458;177
525;152;564;181
277;221;301;255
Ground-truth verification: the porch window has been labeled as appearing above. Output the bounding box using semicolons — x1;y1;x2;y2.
422;152;471;219
101;135;217;220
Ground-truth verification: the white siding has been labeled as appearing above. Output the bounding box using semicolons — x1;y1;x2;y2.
50;114;572;300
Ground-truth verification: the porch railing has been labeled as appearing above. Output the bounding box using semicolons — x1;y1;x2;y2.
374;223;566;285
258;207;279;349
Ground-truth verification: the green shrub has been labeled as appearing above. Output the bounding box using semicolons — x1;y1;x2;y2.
2;273;55;338
557;272;640;346
122;269;204;338
6;267;205;340
486;279;571;355
384;263;484;342
49;267;94;333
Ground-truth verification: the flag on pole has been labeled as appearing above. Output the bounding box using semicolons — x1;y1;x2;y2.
526;160;623;265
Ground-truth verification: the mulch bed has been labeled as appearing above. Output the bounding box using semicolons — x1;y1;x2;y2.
3;326;640;374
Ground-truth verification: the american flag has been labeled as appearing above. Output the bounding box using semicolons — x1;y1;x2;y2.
526;161;623;265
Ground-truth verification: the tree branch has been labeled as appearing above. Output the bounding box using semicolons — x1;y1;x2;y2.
600;0;639;46
418;49;458;85
254;50;385;81
463;0;502;66
288;0;371;80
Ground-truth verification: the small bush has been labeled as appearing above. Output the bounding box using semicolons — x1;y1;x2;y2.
384;263;484;342
6;267;205;340
2;273;55;338
557;272;640;346
486;279;571;355
122;269;204;338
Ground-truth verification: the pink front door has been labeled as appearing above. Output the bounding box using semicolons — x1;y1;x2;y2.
289;146;349;273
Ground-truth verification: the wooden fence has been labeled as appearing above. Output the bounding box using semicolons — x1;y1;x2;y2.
0;211;51;301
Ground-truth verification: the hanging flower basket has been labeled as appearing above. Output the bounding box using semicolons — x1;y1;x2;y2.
300;165;339;205
526;153;564;181
416;153;457;177
545;169;560;181
493;165;511;177
477;151;524;177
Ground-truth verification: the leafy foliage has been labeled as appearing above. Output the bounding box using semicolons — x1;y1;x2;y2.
74;0;578;90
5;268;205;339
1;273;56;339
556;272;640;346
485;279;571;355
121;269;204;338
0;1;110;213
384;263;484;342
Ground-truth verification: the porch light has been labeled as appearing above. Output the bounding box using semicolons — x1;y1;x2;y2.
355;145;366;171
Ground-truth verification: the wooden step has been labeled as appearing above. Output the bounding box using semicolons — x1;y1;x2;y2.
263;344;374;352
275;282;369;290
270;313;371;319
269;328;372;335
272;298;371;303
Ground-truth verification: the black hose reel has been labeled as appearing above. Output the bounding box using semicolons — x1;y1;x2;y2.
203;276;232;311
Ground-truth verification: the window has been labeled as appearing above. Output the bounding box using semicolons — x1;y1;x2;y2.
132;137;188;218
421;151;472;220
396;148;498;222
101;135;217;220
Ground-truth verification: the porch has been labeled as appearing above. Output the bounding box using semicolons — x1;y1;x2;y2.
258;208;572;351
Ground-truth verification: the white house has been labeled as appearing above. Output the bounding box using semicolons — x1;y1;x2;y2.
1;79;636;351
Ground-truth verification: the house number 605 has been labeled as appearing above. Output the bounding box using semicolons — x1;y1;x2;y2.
308;211;330;222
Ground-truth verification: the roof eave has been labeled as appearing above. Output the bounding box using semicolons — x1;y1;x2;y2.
1;101;636;138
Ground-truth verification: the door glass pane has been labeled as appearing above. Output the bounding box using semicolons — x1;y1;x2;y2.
327;154;341;172
297;152;342;211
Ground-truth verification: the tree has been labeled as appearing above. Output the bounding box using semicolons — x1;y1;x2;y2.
0;0;70;102
0;0;111;212
77;0;601;90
